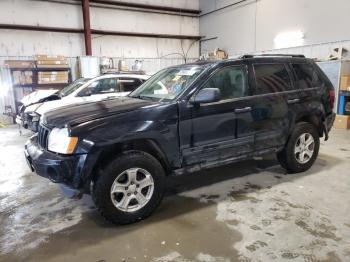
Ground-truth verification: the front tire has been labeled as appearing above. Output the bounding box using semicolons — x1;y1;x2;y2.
277;122;320;173
93;151;165;224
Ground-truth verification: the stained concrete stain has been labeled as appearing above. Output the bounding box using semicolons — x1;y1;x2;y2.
295;220;341;241
245;240;268;252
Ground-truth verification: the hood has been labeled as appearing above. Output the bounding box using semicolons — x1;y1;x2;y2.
21;89;59;106
43;97;158;127
34;92;131;116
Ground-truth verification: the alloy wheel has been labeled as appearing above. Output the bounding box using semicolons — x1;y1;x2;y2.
294;133;315;164
110;167;154;212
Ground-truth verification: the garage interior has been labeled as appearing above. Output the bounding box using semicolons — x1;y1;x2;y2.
1;0;350;261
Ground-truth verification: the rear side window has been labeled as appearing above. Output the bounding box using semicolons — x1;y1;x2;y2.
118;78;142;92
291;63;321;88
79;78;118;96
253;64;292;94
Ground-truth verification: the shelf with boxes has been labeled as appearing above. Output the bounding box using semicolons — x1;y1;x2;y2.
334;74;350;129
4;55;72;114
338;75;350;115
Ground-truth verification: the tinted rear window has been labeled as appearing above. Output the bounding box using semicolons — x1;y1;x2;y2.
253;64;292;94
291;63;322;88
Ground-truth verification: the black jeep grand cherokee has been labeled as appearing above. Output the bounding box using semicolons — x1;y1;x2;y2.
25;55;336;224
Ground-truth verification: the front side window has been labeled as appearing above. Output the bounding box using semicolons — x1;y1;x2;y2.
254;64;292;94
79;78;118;96
59;78;90;97
202;66;247;100
130;65;206;101
292;63;321;89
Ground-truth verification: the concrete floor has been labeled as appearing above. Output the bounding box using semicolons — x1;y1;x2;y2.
0;125;350;262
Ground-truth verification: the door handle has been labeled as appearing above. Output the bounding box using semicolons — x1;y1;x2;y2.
287;98;300;104
234;106;252;113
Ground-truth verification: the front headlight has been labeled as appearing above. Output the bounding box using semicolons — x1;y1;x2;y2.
29;113;40;122
48;128;78;154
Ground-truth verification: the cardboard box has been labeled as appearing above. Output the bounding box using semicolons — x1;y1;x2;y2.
36;60;68;65
38;78;68;84
36;64;69;68
333;115;350;129
118;60;129;71
38;71;68;77
12;71;33;85
34;55;66;61
4;60;35;68
12;71;21;85
24;71;33;84
340;76;350;91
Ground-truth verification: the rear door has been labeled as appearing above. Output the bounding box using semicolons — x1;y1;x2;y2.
249;62;293;150
288;62;326;123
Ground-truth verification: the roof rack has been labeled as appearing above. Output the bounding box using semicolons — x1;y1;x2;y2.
240;54;305;59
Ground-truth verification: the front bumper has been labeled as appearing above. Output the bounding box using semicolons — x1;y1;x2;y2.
16;115;23;125
24;135;89;189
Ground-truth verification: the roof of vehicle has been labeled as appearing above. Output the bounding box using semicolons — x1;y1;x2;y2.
180;54;311;68
92;74;150;80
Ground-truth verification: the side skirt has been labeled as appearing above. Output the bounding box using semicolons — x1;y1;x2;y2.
172;147;282;176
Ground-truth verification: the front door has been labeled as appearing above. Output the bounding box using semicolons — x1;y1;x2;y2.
179;64;255;166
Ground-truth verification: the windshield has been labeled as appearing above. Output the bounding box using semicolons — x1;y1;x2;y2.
59;78;90;97
129;65;205;101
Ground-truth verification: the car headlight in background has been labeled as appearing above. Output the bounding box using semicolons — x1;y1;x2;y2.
48;128;78;154
29;112;40;122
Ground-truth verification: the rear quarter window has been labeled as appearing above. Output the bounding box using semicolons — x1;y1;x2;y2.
291;63;322;88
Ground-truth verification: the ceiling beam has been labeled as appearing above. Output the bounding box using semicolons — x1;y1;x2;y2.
89;0;201;15
0;24;202;40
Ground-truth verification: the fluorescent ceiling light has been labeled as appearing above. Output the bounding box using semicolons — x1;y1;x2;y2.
274;30;304;49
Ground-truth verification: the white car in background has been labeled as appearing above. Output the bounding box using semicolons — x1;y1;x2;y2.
22;73;150;132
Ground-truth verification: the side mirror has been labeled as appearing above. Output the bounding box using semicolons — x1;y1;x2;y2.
191;88;221;104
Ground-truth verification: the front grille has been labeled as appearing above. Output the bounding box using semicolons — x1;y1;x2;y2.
37;124;51;149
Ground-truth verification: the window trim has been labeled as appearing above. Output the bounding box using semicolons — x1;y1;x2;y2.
252;62;295;95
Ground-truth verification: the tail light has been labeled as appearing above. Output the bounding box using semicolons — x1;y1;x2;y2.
329;89;335;111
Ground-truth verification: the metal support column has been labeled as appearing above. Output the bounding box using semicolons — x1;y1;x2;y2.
82;0;92;55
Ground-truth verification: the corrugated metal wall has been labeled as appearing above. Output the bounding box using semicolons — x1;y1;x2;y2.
232;40;350;60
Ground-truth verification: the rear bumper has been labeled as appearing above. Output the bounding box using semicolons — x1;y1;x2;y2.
323;112;336;140
24;135;89;190
325;113;336;132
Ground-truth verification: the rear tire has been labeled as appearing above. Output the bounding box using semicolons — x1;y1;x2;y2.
93;151;165;224
277;122;320;173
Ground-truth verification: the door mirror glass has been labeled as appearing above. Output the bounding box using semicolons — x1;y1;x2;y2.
191;88;221;104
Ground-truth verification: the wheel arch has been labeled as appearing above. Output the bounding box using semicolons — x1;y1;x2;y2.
294;114;324;137
89;139;171;184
